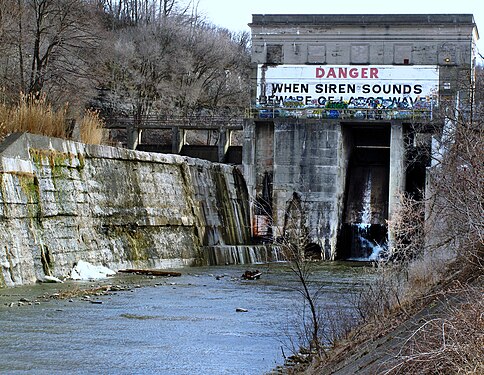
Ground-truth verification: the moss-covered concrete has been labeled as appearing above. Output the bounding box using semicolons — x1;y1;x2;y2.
0;268;6;288
0;134;252;287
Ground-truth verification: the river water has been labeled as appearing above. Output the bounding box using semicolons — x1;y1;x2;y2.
0;262;373;374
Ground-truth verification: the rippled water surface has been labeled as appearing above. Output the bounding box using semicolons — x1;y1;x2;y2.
0;262;372;374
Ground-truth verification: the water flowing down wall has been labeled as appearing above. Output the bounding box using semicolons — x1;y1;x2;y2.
0;133;252;287
338;133;390;260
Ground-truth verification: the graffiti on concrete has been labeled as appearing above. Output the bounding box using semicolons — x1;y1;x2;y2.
255;64;439;120
253;96;436;120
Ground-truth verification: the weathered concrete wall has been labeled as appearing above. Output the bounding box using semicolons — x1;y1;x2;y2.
244;119;349;259
272;120;346;259
250;14;476;65
249;14;476;99
0;133;250;287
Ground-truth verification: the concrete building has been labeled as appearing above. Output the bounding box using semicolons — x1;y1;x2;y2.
243;14;478;259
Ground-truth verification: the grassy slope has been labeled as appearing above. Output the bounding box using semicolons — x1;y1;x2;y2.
303;261;483;375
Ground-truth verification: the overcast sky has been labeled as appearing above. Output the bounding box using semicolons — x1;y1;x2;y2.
196;0;483;63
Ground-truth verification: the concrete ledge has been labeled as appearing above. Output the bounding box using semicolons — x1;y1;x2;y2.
250;14;475;26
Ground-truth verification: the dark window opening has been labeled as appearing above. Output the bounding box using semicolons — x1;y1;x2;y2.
266;44;283;64
336;124;391;260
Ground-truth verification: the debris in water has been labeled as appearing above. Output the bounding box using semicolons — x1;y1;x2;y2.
117;269;181;277
236;308;248;313
43;275;64;283
241;270;261;280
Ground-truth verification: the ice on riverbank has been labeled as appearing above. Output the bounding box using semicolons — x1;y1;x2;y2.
70;260;116;280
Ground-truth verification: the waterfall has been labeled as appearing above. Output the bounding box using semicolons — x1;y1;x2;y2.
352;224;385;261
203;245;284;266
360;173;372;224
349;171;387;261
270;246;284;262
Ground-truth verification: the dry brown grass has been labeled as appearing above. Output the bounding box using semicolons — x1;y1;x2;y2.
382;281;484;375
79;109;105;145
0;93;68;139
0;93;106;145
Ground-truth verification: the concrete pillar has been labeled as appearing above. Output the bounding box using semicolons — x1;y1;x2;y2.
388;121;406;249
242;120;257;237
217;129;231;162
127;124;141;150
242;120;257;198
172;127;185;154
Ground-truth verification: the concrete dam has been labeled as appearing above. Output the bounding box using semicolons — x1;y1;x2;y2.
244;14;475;260
0;133;276;288
1;14;476;286
0;125;395;288
244;118;401;260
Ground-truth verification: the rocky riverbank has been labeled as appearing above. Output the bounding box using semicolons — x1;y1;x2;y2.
0;271;168;309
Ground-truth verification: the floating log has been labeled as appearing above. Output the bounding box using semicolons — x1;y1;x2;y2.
117;269;182;277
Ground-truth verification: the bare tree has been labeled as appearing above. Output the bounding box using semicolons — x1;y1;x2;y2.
250;191;330;359
0;1;22;101
280;193;327;357
170;25;250;114
0;2;18;54
101;14;250;118
105;15;187;117
0;0;105;110
423;70;484;270
25;0;103;103
97;0;191;28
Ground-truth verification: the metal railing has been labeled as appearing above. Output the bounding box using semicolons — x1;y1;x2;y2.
103;114;244;130
102;107;434;132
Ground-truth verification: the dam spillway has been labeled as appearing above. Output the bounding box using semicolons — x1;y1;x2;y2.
0;133;254;287
243;14;475;260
